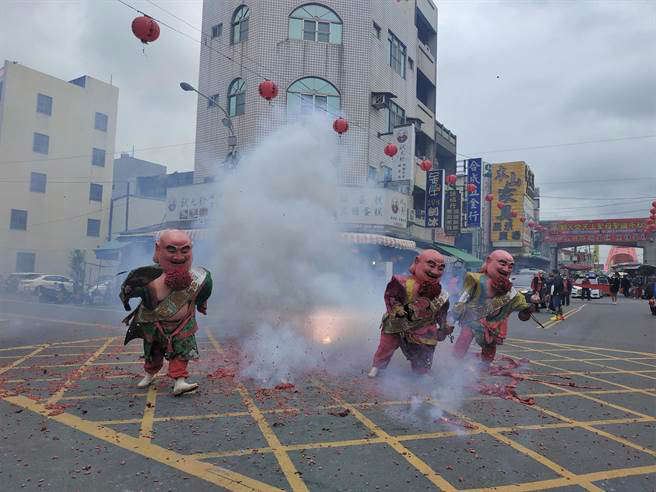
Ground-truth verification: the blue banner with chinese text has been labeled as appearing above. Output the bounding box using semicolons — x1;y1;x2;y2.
465;158;482;228
425;169;443;228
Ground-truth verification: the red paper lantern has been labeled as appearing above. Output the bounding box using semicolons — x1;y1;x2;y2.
650;207;656;215
652;200;656;208
446;174;457;186
419;160;432;172
485;194;494;202
497;201;505;210
511;210;518;218
528;221;535;228
258;80;279;101
467;183;477;193
384;143;398;157
132;16;160;44
332;117;349;135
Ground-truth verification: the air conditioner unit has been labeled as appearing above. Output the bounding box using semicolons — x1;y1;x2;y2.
371;92;397;110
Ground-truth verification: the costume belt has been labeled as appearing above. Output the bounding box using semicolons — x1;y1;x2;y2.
155;311;195;357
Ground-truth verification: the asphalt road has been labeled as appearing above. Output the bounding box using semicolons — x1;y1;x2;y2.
1;295;654;491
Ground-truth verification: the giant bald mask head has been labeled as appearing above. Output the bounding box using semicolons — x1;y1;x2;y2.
154;229;193;273
409;249;446;285
482;249;515;293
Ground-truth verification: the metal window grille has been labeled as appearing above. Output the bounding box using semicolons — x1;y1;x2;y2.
36;93;52;115
32;133;49;154
29;172;46;193
10;209;28;230
86;219;101;237
92;148;105;167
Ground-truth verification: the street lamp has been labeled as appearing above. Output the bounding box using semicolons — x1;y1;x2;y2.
180;81;238;166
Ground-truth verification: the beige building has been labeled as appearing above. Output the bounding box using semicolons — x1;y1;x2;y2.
193;0;442;247
0;61;118;276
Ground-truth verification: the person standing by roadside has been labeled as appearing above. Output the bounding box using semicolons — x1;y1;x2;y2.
581;276;593;301
609;273;621;304
530;272;545;312
551;270;565;320
546;272;555;313
621;275;631;297
562;274;572;307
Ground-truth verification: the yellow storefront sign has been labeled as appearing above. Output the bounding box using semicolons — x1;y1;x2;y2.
491;162;527;246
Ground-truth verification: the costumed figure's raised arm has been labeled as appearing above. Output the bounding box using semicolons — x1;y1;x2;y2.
384;276;409;317
195;270;213;315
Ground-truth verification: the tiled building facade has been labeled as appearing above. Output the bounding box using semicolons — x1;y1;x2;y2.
194;0;438;189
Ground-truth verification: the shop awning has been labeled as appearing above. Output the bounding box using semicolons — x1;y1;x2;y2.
341;233;417;250
94;239;129;260
434;244;483;270
118;228;214;241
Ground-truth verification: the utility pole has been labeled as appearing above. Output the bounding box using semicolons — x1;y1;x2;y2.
125;181;130;233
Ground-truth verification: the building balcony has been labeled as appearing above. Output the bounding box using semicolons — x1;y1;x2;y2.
417;42;435;84
413;101;435;138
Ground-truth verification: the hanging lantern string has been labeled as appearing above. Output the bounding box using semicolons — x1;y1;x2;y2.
115;0;431;155
115;0;272;81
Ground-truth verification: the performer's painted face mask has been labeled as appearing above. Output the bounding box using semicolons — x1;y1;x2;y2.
412;251;445;284
155;232;193;273
486;250;515;284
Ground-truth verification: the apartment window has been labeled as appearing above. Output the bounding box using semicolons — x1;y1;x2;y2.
36;93;52;115
231;6;249;44
208;93;220;108
227;78;246;116
95;112;108;132
32;132;49;154
373;21;381;39
89;183;103;202
16;252;36;272
408;57;414;71
388;31;406;78
289;4;342;44
30;172;47;193
287;77;340;115
385;100;406;132
87;218;100;237
211;23;223;38
10;209;28;230
92;147;105;167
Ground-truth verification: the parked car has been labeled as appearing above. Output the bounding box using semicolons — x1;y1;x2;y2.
510;271;538;303
2;272;45;293
18;274;75;295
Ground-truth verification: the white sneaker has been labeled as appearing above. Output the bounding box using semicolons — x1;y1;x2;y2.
137;373;155;388
367;367;379;378
173;378;198;396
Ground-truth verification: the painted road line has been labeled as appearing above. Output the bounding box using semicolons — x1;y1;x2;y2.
4;312;120;330
508;338;656;358
314;379;458;492
207;330;310;492
463;464;656;492
506;343;656;398
441;407;604;492
530;402;656;458
139;386;157;442
0;344;50;375
2;395;284;492
46;337;115;405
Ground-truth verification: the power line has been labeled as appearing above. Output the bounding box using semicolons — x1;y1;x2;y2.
143;0;271;76
116;0;271;80
461;134;656;156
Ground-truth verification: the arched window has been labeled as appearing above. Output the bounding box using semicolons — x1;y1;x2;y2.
227;78;246;116
231;5;249;44
289;4;342;44
287;77;340;115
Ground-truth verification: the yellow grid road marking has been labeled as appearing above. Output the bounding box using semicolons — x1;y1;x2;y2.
314;379;458;492
0;344;50;375
207;330;309;492
506;343;656;398
47;338;115;405
139;386;158;442
509;338;656;358
463;464;656;491
3;395;284;492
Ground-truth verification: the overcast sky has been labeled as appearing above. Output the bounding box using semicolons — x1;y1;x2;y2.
2;0;655;256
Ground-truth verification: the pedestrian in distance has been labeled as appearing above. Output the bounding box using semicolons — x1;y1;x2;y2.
530;271;544;312
609;273;620;304
562;274;572;307
550;270;565;320
581;277;593;301
546;272;555;313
